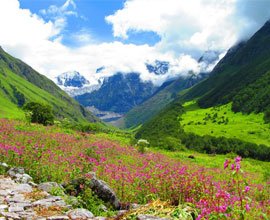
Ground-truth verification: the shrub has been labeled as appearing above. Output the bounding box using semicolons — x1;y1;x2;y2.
23;102;54;126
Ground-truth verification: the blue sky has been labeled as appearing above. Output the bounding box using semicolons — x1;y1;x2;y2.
1;0;270;86
19;0;160;46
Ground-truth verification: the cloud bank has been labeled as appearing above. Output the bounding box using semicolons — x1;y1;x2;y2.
0;0;270;86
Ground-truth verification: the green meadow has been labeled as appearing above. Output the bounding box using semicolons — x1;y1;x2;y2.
180;101;270;146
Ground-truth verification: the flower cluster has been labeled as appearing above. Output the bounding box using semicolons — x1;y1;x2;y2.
0;119;269;219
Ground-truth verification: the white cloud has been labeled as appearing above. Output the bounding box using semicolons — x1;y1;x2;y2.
106;0;270;56
0;0;270;88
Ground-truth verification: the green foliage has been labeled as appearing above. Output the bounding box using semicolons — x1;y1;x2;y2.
136;139;150;154
123;73;207;128
78;188;115;217
23;102;54;126
174;22;270;122
135;99;184;149
181;102;270;146
136;100;270;161
0;47;97;123
263;109;270;123
180;133;270;161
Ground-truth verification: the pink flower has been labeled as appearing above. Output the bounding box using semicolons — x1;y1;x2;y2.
245;186;250;193
231;163;235;170
235;156;241;163
236;163;241;172
224;159;229;169
245;203;250;212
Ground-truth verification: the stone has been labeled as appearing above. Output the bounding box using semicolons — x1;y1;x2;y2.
67;208;94;219
137;215;170;220
0;190;10;196
0;204;8;211
20;174;33;184
12;184;32;193
98;204;108;212
38;182;63;193
0;211;20;220
131;203;141;209
0;162;9;170
47;216;69;220
7;167;24;177
8;206;24;212
32;196;66;208
90;176;121;209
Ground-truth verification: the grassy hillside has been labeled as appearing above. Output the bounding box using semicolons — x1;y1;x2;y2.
180;21;270;119
136;21;270;161
122;73;208;128
0;47;96;123
181;101;270;146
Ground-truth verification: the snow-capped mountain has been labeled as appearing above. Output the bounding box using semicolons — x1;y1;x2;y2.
55;71;102;97
75;72;158;114
56;71;89;88
146;60;170;75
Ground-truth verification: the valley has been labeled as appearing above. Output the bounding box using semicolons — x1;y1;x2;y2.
0;1;270;219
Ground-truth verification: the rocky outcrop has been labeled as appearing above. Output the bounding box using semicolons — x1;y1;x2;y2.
64;172;121;210
0;165;95;220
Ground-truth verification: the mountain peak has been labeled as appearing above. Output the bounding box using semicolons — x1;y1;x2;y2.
56;71;90;88
146;60;169;75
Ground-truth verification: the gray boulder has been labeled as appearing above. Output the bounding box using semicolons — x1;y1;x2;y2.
38;182;64;194
67;208;94;219
8;167;25;177
137;215;170;220
90;175;121;209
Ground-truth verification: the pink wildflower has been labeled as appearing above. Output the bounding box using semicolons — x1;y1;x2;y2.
245;203;250;212
235;156;242;163
224;159;229;169
245;186;250;193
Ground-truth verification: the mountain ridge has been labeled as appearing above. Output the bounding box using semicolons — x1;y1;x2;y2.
0;47;97;123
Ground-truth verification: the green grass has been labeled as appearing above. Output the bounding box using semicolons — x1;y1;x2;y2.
0;91;25;119
180;101;270;146
0;67;95;123
153;148;270;183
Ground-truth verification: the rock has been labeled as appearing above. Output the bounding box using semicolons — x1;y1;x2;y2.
0;204;8;211
29;181;38;187
32;196;66;208
90;176;121;209
98;204;108;212
0;162;9;171
12;183;32;193
8;206;24;212
47;216;70;220
0;211;21;219
67;208;94;219
131;203;141;209
8;167;25;177
20;174;33;184
38;182;63;193
137;215;170;220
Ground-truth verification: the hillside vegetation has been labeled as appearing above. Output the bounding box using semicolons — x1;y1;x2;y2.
0;119;269;219
136;21;270;162
0;47;96;123
181;21;270;119
122;73;208;128
181;102;270;146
